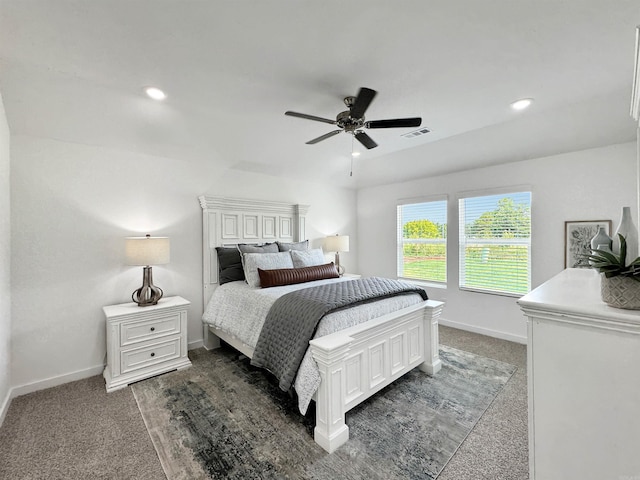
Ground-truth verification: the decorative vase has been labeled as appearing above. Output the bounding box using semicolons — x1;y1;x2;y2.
589;227;612;266
600;274;640;309
590;226;612;252
613;206;639;263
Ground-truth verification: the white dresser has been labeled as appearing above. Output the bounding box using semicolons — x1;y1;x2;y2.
518;269;640;480
103;296;191;392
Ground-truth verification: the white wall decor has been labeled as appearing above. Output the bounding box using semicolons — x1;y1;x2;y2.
564;220;612;269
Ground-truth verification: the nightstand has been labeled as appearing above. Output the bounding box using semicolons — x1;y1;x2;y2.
103;296;191;392
342;273;361;279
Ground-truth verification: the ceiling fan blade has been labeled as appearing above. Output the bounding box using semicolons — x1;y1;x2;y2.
349;87;377;119
354;131;378;149
365;117;422;129
285;111;337;125
306;130;343;145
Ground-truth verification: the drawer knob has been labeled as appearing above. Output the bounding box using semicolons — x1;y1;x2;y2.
150;352;155;357
150;327;155;332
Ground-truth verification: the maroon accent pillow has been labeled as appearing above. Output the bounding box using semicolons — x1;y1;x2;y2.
258;262;339;288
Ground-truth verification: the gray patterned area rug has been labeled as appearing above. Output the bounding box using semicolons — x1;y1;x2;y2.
132;345;516;480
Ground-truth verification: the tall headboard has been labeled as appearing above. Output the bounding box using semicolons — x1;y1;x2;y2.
198;196;310;306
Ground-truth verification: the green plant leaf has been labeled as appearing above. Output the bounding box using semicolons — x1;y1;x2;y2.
619;233;628;267
598;266;623;273
584;234;638;278
588;249;620;264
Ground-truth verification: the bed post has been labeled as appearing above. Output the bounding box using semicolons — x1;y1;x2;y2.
418;300;444;375
203;325;220;350
309;335;352;453
294;204;308;242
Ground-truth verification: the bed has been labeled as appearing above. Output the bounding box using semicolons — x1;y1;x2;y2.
199;195;444;453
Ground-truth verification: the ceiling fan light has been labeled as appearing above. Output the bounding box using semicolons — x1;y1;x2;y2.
144;87;166;101
511;98;533;111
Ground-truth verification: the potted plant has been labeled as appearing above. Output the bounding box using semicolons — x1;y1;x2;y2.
587;234;640;309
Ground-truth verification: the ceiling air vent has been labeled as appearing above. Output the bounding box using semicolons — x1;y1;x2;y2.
401;127;431;139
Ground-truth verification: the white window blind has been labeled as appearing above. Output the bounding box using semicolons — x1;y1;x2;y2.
397;199;447;283
458;191;531;296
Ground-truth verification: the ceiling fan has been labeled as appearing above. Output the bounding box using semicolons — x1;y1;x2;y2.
285;87;422;149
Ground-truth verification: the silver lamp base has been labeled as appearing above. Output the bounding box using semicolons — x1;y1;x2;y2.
334;252;345;276
132;266;164;307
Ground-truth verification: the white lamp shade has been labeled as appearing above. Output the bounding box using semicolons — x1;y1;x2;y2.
324;234;350;253
125;236;170;266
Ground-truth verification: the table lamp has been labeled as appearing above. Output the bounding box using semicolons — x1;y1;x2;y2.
324;234;349;276
125;234;170;307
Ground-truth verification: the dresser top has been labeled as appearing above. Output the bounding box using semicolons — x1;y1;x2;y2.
518;268;640;325
103;295;190;318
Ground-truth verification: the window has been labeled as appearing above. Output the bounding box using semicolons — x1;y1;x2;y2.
397;198;447;283
458;191;531;296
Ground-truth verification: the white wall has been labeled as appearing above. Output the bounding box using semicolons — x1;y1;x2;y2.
0;93;11;421
357;142;637;342
10;134;357;391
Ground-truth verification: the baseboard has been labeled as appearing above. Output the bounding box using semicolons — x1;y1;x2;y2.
439;318;527;345
6;341;207;406
10;364;105;399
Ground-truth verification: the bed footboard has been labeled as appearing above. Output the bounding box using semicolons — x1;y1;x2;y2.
309;299;444;453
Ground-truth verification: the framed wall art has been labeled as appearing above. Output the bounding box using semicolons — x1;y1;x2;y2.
564;220;612;268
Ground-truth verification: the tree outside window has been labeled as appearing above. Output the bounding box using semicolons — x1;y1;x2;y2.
459;192;531;296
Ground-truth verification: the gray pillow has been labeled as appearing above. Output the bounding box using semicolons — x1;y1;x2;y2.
215;247;245;285
242;251;294;288
290;248;326;268
237;243;279;254
276;240;309;252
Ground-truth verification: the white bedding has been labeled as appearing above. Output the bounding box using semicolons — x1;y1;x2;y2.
202;277;424;414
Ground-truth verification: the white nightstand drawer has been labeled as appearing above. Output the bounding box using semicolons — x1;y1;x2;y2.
121;337;181;374
121;313;181;346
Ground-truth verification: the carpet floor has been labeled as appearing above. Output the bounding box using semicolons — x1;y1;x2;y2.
0;374;166;480
132;345;516;480
0;326;529;479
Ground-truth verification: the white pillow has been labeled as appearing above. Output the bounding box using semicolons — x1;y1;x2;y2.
290;248;325;268
242;251;293;288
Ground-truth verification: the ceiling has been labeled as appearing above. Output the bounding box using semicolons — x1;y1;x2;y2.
1;1;638;189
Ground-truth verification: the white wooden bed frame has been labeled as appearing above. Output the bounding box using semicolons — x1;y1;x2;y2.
199;195;444;453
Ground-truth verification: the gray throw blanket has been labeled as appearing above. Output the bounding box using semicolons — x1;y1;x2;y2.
251;277;428;391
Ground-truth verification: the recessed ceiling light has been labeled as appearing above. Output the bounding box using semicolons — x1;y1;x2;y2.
351;151;361;157
144;87;166;101
511;98;533;111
